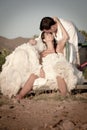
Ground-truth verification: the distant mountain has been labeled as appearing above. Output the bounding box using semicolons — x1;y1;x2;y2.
0;36;30;51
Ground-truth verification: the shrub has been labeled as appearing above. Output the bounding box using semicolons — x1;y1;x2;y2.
0;49;10;71
83;68;87;79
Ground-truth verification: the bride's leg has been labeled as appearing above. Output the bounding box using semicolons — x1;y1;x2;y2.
56;76;67;96
16;73;38;100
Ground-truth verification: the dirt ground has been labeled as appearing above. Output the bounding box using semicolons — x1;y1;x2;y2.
0;84;87;130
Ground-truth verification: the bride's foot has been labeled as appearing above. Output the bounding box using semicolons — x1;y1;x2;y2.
11;96;20;104
16;94;23;102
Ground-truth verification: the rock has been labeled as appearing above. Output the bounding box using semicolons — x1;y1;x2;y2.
82;123;87;130
62;120;75;130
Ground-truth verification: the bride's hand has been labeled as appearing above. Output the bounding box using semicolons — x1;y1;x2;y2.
28;38;37;45
53;17;60;23
40;50;50;57
40;68;45;78
41;50;55;57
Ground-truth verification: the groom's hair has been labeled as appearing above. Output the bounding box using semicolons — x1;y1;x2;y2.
40;17;56;31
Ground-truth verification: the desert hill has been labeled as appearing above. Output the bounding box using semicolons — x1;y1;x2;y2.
0;36;30;51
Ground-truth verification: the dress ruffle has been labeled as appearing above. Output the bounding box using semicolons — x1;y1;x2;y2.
34;53;84;92
0;43;41;98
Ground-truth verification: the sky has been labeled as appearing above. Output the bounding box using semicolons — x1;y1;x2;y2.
0;0;87;39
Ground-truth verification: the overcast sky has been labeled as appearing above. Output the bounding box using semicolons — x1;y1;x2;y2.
0;0;87;38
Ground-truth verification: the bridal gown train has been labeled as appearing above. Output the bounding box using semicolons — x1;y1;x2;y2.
0;43;41;98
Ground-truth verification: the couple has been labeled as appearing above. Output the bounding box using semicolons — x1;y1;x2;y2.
35;17;85;65
0;16;84;99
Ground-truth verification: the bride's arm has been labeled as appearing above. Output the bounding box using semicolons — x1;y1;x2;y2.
28;38;37;45
53;17;69;53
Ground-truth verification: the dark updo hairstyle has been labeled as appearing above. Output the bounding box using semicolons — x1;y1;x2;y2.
40;17;56;31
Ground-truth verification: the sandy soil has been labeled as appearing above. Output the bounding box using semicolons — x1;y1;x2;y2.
0;85;87;130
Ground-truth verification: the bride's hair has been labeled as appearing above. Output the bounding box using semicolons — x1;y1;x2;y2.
41;31;57;51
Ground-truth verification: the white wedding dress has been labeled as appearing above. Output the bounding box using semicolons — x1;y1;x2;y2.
34;53;84;92
0;43;84;98
0;43;41;98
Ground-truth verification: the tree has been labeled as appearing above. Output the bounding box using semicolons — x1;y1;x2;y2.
80;30;87;41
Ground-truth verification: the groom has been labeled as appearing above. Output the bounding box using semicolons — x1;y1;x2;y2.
35;16;85;65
